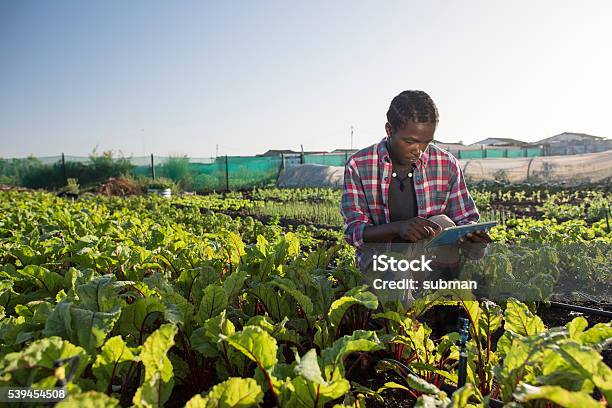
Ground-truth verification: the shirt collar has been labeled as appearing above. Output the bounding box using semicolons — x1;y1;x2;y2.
377;137;430;168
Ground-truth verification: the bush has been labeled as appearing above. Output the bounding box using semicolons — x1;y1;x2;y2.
17;150;134;190
0;157;44;186
147;177;175;190
160;156;192;182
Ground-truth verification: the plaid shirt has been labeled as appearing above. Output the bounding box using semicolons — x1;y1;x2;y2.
341;138;480;261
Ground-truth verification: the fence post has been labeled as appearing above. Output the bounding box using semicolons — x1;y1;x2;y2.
61;153;67;183
526;157;536;180
150;154;156;179
225;155;230;192
300;144;305;164
276;153;285;185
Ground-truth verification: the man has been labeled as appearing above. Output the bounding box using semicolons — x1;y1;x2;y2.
341;90;490;271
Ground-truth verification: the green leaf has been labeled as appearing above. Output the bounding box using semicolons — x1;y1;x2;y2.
191;311;236;358
566;316;588;339
494;328;568;402
289;376;350;408
219;231;246;266
513;383;601;408
190;328;220;358
43;300;121;354
328;286;378;328
576;322;612;347
221;326;277;370
118;297;166;343
249;284;292;322
555;341;612;402
478;300;502;341
294;348;326;385
504;298;545;336
255;235;269;257
314;321;332;350
204;311;236;343
186;377;264;408
270;232;299;266
400;374;441;395
69;306;121;354
414;393;450;407
376;381;411;393
55;391;120;408
75;275;124;312
92;335;137;392
373;311;411;332
198;284;228;321
223;270;248;301
0;336;88;387
321;330;383;380
270;278;314;318
449;384;476;407
132;323;178;408
18;265;65;296
176;266;219;304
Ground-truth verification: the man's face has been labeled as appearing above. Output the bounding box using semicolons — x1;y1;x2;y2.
385;120;435;166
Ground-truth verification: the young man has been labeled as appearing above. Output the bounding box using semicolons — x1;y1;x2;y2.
341;90;490;270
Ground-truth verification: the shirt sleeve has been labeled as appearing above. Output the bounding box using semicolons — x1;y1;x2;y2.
340;160;371;249
445;158;480;226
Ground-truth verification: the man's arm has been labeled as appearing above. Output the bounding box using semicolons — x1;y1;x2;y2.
341;160;440;245
340;161;370;249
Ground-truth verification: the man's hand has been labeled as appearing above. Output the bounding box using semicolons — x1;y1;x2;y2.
457;230;492;244
397;217;443;242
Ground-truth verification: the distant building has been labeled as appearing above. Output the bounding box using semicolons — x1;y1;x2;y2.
258;149;300;157
537;132;611;156
472;138;527;147
433;141;465;149
536;132;605;144
330;148;359;155
433;141;477;157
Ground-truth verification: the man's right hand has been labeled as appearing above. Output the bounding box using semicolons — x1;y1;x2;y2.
396;217;442;242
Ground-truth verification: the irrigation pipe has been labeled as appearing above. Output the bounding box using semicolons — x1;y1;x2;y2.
545;301;612;318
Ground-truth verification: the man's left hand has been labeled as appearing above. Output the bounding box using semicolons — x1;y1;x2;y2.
458;230;492;245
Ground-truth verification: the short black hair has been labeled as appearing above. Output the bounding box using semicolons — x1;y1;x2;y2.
386;90;439;132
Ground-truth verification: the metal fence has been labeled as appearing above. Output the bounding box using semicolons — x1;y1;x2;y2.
0;145;548;191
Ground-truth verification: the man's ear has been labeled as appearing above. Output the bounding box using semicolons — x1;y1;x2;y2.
385;122;393;138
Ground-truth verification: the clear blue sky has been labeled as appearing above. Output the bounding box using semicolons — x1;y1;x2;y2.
1;0;611;158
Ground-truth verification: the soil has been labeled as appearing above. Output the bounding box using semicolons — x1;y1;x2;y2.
537;300;612;328
345;351;416;408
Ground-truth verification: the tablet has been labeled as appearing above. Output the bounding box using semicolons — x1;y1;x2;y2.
424;221;497;250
